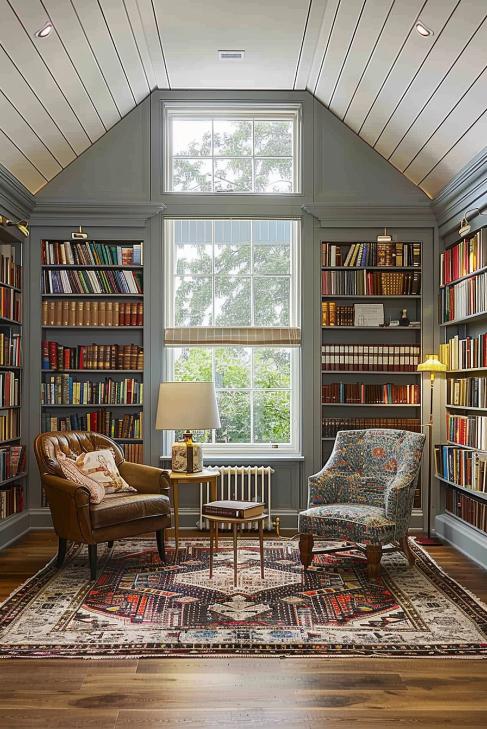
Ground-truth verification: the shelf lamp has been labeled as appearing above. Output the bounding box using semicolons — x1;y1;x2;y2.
416;354;447;545
155;382;220;473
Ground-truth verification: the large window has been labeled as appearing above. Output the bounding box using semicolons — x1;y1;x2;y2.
164;103;301;193
164;219;301;455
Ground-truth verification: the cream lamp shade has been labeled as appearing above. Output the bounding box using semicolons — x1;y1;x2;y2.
417;354;447;374
155;381;220;431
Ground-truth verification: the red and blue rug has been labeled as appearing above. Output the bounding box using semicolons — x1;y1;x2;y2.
0;537;486;658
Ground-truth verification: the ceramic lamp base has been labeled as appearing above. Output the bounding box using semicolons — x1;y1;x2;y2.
171;441;203;473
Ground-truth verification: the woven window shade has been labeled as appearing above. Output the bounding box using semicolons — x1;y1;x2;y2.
164;327;301;347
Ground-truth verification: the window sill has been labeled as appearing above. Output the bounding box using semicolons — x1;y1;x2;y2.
160;455;304;464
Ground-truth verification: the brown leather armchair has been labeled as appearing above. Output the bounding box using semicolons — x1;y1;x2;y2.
34;431;172;580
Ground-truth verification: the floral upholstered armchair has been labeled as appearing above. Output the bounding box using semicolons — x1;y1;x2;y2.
298;429;425;577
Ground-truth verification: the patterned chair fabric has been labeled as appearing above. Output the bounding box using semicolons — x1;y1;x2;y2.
299;429;425;545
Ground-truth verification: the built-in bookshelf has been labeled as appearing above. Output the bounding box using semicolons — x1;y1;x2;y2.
436;226;487;564
0;225;26;531
40;240;145;470
320;240;423;507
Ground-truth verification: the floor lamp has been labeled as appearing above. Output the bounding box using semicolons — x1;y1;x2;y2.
416;354;447;546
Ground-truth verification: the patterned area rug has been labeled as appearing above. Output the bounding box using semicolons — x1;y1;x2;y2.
0;537;486;658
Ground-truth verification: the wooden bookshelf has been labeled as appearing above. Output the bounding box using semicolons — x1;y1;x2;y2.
40;240;145;470
0;223;27;531
437;226;487;560
320;239;423;509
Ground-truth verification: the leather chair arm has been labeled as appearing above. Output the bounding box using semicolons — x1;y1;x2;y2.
118;461;171;495
42;474;92;542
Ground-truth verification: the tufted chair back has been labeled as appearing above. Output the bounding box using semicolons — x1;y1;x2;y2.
34;431;125;478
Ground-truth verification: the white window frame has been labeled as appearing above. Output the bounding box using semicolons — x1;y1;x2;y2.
163;102;302;194
163;218;301;457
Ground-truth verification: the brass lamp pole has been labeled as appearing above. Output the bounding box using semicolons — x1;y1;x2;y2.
416;354;447;546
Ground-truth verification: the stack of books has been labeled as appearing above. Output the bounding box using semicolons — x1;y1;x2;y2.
42;269;143;295
41;342;143;370
0;483;23;520
440;271;487;323
440;232;486;286
322;382;419;404
321;242;421;267
202;500;265;519
0;287;21;322
447;377;487;408
434;444;487;493
0;332;21;367
0;244;22;289
447;414;487;450
0;445;25;481
42;300;143;327
321;302;354;326
42;410;143;440
439;333;487;370
122;443;143;464
446;489;487;532
322;417;421;437
41;240;143;266
321;270;421;296
321;344;420;371
0;410;19;441
0;371;20;407
41;376;143;406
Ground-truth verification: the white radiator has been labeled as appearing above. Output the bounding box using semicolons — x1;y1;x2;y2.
200;466;275;531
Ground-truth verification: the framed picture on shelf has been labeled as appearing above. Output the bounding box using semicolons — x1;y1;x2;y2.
354;303;384;327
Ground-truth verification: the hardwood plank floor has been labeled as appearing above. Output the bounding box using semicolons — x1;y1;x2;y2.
0;531;486;729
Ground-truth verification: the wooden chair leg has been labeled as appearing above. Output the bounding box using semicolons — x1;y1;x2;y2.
399;535;415;566
56;537;67;568
299;533;314;570
366;544;382;579
156;529;166;563
88;544;97;581
107;541;114;548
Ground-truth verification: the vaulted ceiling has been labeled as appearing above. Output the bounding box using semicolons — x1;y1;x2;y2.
0;0;486;198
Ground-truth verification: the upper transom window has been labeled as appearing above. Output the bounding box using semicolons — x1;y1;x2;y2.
164;103;301;194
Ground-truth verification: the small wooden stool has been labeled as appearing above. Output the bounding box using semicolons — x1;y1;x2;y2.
205;513;267;587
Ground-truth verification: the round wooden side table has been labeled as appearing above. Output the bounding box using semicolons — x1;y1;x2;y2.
205;513;267;587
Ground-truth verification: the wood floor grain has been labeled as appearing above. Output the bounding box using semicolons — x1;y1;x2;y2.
0;531;486;729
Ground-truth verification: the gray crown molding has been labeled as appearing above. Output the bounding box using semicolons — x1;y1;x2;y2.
0;164;35;221
432;146;487;236
302;203;435;228
30;201;166;227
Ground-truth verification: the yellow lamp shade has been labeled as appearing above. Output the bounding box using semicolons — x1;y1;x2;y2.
417;354;447;373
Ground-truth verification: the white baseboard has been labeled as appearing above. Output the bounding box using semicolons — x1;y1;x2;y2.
435;513;487;570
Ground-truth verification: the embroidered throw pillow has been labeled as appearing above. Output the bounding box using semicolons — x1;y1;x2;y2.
74;448;135;495
57;451;105;504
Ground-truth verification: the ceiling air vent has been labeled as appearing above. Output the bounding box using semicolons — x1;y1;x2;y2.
218;50;245;61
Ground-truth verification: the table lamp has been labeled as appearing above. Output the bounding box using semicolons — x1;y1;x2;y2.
417;354;447;545
155;382;221;473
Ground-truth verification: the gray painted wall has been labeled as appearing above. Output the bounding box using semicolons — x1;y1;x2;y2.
21;90;436;536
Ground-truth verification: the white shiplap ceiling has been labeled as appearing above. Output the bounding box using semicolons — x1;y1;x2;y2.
0;0;486;198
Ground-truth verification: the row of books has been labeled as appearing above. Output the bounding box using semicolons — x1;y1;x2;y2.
42;300;143;327
321;383;420;405
41;376;143;406
439;333;487;371
440;231;486;286
446;489;487;533
0;287;21;322
42;342;144;371
321;242;421;268
42;269;143;295
0;484;23;521
0;244;21;289
41;240;143;267
0;331;21;367
434;445;487;493
322;418;421;437
447;377;487;409
121;443;143;464
42;411;143;440
321;270;421;296
321;302;354;327
447;414;487;450
440;272;487;323
0;410;19;441
0;372;20;408
0;445;26;482
321;345;421;371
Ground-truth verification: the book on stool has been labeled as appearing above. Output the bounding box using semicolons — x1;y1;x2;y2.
202;500;265;519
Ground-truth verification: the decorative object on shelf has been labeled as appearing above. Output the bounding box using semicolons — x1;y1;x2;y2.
354;303;384;327
155;382;220;473
399;308;410;326
416;354;448;546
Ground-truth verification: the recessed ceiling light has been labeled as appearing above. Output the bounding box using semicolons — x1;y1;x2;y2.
35;21;54;38
415;21;433;37
218;50;245;61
